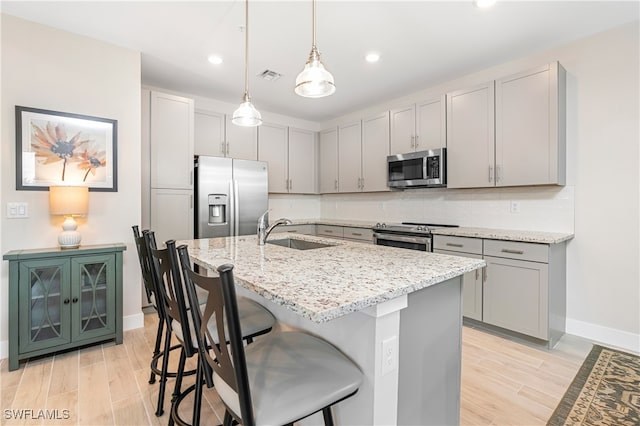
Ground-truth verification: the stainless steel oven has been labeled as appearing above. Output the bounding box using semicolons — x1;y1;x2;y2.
373;222;458;251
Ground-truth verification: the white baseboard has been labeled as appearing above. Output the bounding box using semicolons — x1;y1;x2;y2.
123;312;145;331
566;317;640;353
0;313;146;361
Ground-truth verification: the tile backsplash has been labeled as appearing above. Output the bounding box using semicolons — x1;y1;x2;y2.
270;186;574;233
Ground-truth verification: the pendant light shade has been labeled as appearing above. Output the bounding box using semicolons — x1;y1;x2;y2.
233;0;262;127
232;94;262;127
295;0;335;98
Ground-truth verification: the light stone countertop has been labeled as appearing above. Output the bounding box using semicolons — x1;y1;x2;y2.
283;219;574;244
180;234;485;323
430;227;574;244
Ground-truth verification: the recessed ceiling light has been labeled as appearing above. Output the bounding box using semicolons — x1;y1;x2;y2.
474;0;497;8
208;55;223;65
365;53;380;63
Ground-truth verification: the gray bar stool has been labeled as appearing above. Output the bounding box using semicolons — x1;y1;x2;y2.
148;237;275;426
176;244;363;426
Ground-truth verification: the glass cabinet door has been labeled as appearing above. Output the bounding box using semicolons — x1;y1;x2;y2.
18;258;71;352
71;254;116;340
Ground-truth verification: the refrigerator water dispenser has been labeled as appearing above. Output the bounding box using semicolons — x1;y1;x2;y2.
208;194;227;224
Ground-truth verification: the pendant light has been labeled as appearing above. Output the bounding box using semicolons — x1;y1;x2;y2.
232;0;262;127
295;0;335;98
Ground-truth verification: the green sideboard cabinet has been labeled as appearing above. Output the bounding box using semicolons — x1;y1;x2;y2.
3;244;125;371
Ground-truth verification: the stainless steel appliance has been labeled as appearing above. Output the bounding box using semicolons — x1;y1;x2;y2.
373;222;458;251
387;148;446;188
194;155;268;238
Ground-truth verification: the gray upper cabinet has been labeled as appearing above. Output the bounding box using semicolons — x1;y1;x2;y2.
361;111;390;192
258;124;316;194
447;62;566;189
319;128;339;193
390;96;446;155
446;82;496;189
194;110;258;160
150;91;194;190
258;122;289;193
390;104;415;154
338;121;362;193
495;62;566;186
194;110;225;157
225;116;258;161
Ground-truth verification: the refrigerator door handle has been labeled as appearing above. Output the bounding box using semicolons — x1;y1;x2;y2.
228;180;235;236
233;179;240;236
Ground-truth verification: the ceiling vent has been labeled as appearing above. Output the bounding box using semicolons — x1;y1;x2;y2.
258;69;282;81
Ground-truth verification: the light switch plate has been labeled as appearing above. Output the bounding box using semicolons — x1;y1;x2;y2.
510;201;521;214
7;202;29;219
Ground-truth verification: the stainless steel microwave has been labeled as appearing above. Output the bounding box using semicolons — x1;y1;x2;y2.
387;148;446;188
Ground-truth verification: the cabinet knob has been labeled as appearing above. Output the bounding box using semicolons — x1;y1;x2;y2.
72;297;79;303
63;298;70;304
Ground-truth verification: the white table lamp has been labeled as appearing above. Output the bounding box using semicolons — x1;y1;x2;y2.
49;186;89;249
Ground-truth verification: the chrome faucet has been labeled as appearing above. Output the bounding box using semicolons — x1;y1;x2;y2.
257;211;291;245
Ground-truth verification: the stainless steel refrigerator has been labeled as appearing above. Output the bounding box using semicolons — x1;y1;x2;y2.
194;155;268;238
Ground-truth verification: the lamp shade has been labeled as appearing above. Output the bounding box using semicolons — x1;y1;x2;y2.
49;186;89;216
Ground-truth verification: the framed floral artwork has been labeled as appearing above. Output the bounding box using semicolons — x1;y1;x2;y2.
16;106;118;191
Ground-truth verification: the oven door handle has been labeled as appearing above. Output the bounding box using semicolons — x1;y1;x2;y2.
373;233;431;245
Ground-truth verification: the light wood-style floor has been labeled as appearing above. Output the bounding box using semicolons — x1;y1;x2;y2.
1;312;592;426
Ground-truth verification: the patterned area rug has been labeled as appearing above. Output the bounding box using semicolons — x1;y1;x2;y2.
547;344;640;426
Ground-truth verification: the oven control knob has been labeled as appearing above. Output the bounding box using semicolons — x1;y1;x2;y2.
417;226;424;231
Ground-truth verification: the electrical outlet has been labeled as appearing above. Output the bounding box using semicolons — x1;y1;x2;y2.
7;202;29;219
510;201;521;214
381;336;398;376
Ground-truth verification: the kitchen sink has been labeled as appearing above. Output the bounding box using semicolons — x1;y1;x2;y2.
266;238;334;250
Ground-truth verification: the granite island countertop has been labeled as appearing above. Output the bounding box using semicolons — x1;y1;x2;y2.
180;234;485;323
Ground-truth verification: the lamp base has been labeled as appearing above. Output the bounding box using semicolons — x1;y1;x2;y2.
58;217;81;249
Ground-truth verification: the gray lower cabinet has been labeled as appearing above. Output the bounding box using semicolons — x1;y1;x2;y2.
272;224;317;236
278;224;374;244
433;235;566;347
483;255;549;339
434;236;483;321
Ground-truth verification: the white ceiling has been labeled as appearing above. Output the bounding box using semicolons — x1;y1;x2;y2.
2;1;638;122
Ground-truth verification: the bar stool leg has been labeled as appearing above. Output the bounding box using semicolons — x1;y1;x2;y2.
322;407;334;426
149;319;164;384
156;326;172;417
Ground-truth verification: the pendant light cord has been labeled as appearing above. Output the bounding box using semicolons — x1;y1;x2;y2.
244;0;250;98
312;0;316;49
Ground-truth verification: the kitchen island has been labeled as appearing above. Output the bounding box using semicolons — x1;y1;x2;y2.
181;234;485;425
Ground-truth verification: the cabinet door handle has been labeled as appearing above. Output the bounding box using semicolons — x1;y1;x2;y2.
501;249;524;255
475;269;479;280
63;298;70;305
410;135;415;148
325;229;333;233
360;178;364;190
488;166;493;183
226;142;230;155
72;297;78;303
446;242;464;248
496;165;502;183
415;135;419;147
289;179;293;191
285;179;289;190
351;232;362;236
220;142;225;155
483;267;487;281
334;179;338;190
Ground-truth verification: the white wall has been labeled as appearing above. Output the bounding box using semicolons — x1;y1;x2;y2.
0;15;143;358
316;22;639;351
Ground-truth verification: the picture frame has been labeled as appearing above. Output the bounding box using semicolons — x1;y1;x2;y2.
16;106;118;192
